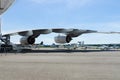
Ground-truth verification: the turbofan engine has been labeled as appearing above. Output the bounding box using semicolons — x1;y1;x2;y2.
54;35;72;44
20;36;35;45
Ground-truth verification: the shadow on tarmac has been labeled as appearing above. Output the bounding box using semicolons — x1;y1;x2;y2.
19;49;120;53
1;49;120;53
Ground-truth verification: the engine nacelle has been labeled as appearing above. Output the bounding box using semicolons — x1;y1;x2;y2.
20;36;35;45
54;35;72;44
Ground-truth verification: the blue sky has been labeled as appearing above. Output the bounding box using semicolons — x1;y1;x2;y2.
1;0;120;44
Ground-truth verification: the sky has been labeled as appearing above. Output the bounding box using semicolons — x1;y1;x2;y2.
1;0;120;44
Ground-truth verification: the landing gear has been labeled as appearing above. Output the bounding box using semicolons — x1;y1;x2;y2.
0;44;13;52
0;35;13;53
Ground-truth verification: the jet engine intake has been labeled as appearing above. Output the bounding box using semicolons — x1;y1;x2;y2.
20;36;35;45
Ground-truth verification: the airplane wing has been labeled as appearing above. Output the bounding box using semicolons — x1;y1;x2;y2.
2;28;120;45
3;29;52;38
52;28;97;37
3;28;97;37
97;32;120;34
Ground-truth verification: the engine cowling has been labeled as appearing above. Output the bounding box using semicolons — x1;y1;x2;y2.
20;36;35;45
54;35;72;44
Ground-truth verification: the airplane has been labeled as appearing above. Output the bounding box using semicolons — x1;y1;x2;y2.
0;0;98;51
1;0;120;52
3;28;120;45
2;28;97;45
0;28;101;52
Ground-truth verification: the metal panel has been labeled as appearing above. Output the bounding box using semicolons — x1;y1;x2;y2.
0;0;15;15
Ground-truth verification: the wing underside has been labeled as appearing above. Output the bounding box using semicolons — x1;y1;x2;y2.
3;28;98;38
3;29;52;38
52;28;97;37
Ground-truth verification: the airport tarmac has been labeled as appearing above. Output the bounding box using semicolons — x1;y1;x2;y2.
0;51;120;80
